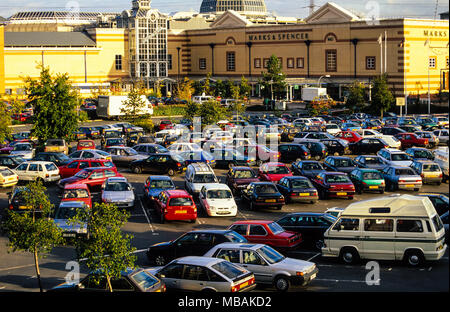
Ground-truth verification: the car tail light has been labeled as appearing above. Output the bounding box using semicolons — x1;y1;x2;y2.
304;152;308;156
278;196;284;202
9;204;13;210
45;174;49;178
415;180;421;183
439;173;443;178
177;163;181;167
291;193;297;196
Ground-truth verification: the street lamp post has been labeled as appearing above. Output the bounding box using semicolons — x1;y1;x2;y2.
318;75;331;87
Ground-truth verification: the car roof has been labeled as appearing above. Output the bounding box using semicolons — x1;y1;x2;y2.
201;183;231;191
264;162;287;166
165;189;190;197
59;201;86;208
211;242;265;250
105;177;128;183
149;175;172;180
282;175;308;180
64;183;89;190
173;256;224;267
232;220;273;225
281;212;327;217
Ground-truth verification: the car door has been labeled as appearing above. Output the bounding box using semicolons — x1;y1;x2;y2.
195;233;216;256
15;163;29;180
276;178;289;197
241;249;272;284
278;145;291;163
143;155;159;173
313;216;335;241
86;170;105;191
27;163;39;181
158;263;184;290
247;224;269;245
174;232;201;258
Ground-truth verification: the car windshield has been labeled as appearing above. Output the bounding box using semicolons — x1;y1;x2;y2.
291;179;312;188
303;163;323;170
432;214;444;232
266;166;290;174
131;271;159;291
255;184;278;194
63;189;89;199
234;170;256;179
14;144;31;151
155;145;169;153
193;174;216;183
75;170;90;179
0;168;14;177
150;179;174;189
211;261;247;280
207;189;232;199
124;148;138;156
423;164;440;172
45;163;58;171
55;154;71;161
107;139;124;145
391;153;411;161
395;169;416;175
47;140;64;146
362;172;383;180
55;205;84;220
171;155;185;163
325;175;350;183
257;245;285;264
224;232;247;243
334;159;354;167
169;197;193;206
267;222;284;235
104;182;131;192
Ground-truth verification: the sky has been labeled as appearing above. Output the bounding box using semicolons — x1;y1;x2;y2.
0;0;448;19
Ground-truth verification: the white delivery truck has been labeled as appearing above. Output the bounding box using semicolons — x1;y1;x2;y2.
96;95;153;119
322;194;447;266
301;87;330;102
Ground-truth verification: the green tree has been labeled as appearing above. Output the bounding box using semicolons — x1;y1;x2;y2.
198;99;229;126
24;65;82;143
0;100;12;143
214;79;226;98
260;55;287;100
202;72;213;96
346;82;366;112
239;76;251;100
69;202;136;292
176;77;195;102
121;86;147;119
2;181;63;292
371;74;395;118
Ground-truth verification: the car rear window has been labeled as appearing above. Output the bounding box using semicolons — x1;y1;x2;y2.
45;163;58;171
211;261;247;280
131;271;159;291
423;164;440;172
224;232;247;243
169;197;193;206
0;168;15;177
63;189;89;199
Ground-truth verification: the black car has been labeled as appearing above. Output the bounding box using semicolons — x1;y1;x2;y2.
297;141;328;160
276;176;318;204
278;144;311;163
130;153;186;176
146;230;247;265
348;138;389;155
241;182;285;211
405;148;435;161
78;126;101;139
276;213;337;250
137;135;156;144
212;148;256;169
291;160;326;179
0;154;26;169
353;155;387;171
33;152;72;167
323;156;359;174
380;127;406;136
320;139;350;156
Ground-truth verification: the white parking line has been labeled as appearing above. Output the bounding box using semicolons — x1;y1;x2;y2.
307;253;321;262
139;198;158;235
315;278;368;283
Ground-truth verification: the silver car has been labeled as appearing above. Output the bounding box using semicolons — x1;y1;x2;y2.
69;149;112;160
204;243;318;292
104;146;147;167
148;256;256;292
53;201;88;239
10;143;35;160
101;177;135;210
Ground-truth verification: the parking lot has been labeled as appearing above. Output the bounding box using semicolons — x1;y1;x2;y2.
0;148;448;292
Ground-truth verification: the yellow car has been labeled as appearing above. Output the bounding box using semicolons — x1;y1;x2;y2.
0;166;19;188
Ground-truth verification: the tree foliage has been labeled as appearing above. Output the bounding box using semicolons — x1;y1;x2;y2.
176;77;195;102
346;82;366;112
371;74;395;118
0;100;12;143
260;55;287;100
120;86;147;119
24;65;82;143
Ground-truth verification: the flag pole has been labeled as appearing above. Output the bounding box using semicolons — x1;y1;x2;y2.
384;31;387;74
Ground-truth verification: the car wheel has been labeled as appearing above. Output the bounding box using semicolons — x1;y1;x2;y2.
154;255;166;266
274;276;290;292
379;189;385;194
404;250;424;267
339;247;360;265
132;166;142;174
167;168;175;176
348;196;354;200
160;213;165;224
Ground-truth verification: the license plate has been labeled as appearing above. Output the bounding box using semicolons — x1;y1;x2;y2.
336;192;347;196
63;233;76;238
175;210;187;214
240;281;249;288
310;273;317;280
405;184;415;188
299;193;310;196
369;186;378;189
428;174;439;177
265;199;276;203
19;205;28;210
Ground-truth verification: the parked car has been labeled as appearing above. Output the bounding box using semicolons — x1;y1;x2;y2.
137;135;156;145
130;153;186;176
227;220;302;250
357;129;401;149
417;193;449;216
323;156;358;174
395;133;430;149
382;165;422;192
10;142;34;160
132;143;169;156
293;132;334;143
405;147;435;161
14;161;60;183
348;137;389;155
198;184;237;217
433;129;449;145
348;168;385;194
311;172;355;200
212;148;256;169
241;182;285;211
146;230;247;265
277;144;311;163
61;183;92;208
258;162;293;183
377;148;413;167
225;166;260;195
410;160;443;185
44;139;69;155
69;149;112;161
53;201;89;239
276;213;337;250
320;139;349;156
104;146;147;167
0;155;26;169
415;131;439;147
290;160;326;179
74;129;87;140
154;190;197;224
184;163;219;196
0;166;19;188
76;140;96;151
353;155;387;171
204;243;318;291
380;127;406;136
341;122;362;132
297;141;328;160
58;158;115;179
32;152;72;167
240;144;280;166
57;167;122;192
101;177;135;210
276;176;318;204
335;131;363;144
148;256;256;292
49;268;165;292
102;137;126;149
78;126;101;139
178;150;216;168
143;175;176;206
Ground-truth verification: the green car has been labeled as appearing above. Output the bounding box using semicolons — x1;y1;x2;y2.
349;168;385;194
417;118;438;130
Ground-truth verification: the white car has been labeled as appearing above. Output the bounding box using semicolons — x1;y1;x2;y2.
293;132;335;143
101;177;135;210
154;129;177;144
0;166;19;188
324;123;341;135
433;129;449;145
377;148;413;167
168;142;203;154
293;118;314;126
209;131;234;144
10;143;35;160
357;129;401;148
14;161;60;183
198;184;237;217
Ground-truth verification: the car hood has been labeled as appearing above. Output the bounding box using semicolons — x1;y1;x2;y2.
206;198;236;208
264;173;293;182
54;219;86;232
365;164;387;170
192;182;218;192
102;191;135;202
273;257;315;271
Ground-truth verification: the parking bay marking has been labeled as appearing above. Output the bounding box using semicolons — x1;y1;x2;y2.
139;198;158;235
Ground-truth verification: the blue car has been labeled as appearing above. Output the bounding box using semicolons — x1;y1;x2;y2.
341;122;362;132
143;176;176;206
179;150;216;168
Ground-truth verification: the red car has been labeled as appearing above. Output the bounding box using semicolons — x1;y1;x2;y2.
227;220;302;250
61;183;92;208
311;172;355;200
258;162;293;183
394;133;430;149
154;190;197;223
335;131;363;143
158;120;173;131
59;159;115;179
57;167;122;192
77;140;96;151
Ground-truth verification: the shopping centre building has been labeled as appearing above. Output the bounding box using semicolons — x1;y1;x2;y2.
0;0;448;101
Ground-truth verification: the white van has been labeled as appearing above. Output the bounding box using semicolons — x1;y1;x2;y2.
192;95;216;104
434;147;449;183
322;194;447;266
